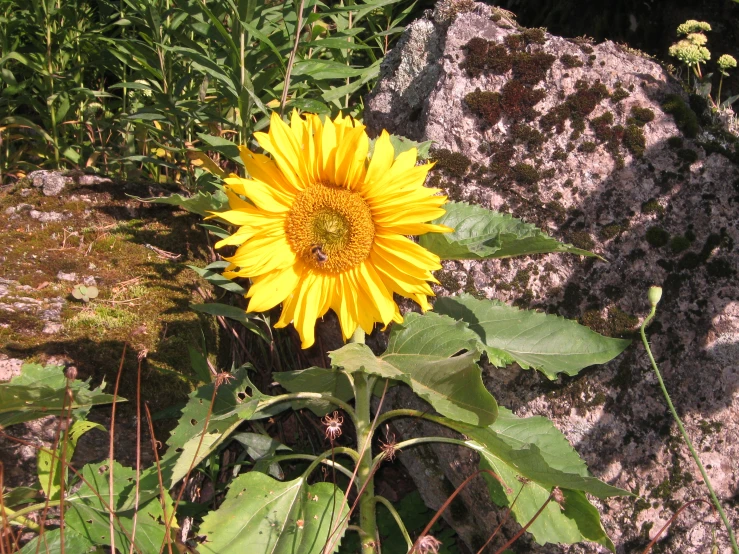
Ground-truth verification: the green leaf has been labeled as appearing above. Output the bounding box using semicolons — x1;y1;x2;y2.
445;408;626;550
38;420;104;501
0;363;118;427
130;366;268;508
199;473;348;554
64;461;174;553
419;202;600;260
20;526;95;554
188;345;213;383
190;302;270;344
291;59;367;80
197;133;244;166
273;367;354;416
130;189;228;217
187;266;247;294
331;312;497;426
434;295;631;379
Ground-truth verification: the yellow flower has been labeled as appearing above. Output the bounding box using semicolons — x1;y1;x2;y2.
214;112;451;348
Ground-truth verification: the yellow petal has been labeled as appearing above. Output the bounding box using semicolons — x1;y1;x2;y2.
247;262;304;312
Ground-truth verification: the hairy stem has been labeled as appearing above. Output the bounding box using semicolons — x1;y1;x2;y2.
354;371;377;554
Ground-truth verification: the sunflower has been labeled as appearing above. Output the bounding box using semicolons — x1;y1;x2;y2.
213;111;451;348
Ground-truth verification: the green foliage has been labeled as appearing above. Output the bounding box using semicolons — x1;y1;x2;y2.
198;473;349;553
0;362;118;426
434;294;630;379
419;201;600;260
331;312;498;426
71;284;99;302
0;0;418;183
448;408;624;550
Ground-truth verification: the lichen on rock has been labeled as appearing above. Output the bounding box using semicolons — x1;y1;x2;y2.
365;3;739;552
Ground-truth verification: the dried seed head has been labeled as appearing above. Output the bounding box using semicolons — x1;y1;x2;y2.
551;487;565;509
214;372;235;387
322;411;344;441
417;534;442;554
64;366;78;381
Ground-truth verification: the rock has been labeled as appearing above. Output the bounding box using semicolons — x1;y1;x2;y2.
365;4;739;553
0;355;22;381
56;271;77;282
27;169;69;196
29;210;65;222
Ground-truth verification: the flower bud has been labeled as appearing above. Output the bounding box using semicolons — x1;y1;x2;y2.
64;366;78;381
648;286;663;307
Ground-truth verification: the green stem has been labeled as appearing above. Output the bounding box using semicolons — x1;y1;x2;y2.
4;501;61;531
374;495;412;550
268;451;358;481
252;392;356;426
354;371;377;554
641;306;739;554
718;75;724;107
372;437;473;468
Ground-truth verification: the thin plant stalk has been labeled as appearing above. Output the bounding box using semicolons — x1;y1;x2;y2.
109;344;128;554
144;403;173;554
641;498;714;554
641;297;739;554
280;0;306;115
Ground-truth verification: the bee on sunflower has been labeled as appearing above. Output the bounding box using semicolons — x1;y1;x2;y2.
211;111;452;348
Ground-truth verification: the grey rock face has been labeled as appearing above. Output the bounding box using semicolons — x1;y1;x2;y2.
366;4;739;553
27;170;68;196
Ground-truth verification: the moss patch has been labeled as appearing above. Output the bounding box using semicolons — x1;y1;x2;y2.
646;226;670;247
540;80;609;135
623;124;646;157
628;106;655;127
500;80;546;121
560;54;584;68
511;163;540;185
465;89;502;126
430;148;471;177
662;94;700;138
0;181;225;421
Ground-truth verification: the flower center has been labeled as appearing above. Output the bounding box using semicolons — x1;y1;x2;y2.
286;184;375;273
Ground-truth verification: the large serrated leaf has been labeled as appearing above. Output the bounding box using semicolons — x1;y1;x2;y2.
19;526;95;554
419;202;599;260
64;461;174;553
38;420;104;501
0;363;118;427
273;367;354;416
330;312;497;426
130;367;267;508
435;295;630;379
130;189;228;217
199;473;348;554
447;408;627;550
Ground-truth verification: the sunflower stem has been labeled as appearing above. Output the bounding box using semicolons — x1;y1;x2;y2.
349;327;366;344
353;370;378;553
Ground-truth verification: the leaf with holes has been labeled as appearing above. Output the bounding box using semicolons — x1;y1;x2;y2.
128;366;267;508
199;472;348;554
435;294;631;379
273;367;354;416
330;312;497;426
0;363;118;427
64;461;174;553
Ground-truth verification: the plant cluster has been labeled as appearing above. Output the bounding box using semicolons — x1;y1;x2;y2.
668;19;739;111
0;0;416;185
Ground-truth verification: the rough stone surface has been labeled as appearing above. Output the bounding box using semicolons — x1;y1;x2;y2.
366;4;739;553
